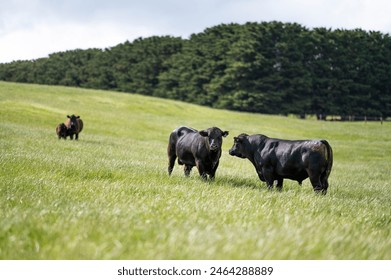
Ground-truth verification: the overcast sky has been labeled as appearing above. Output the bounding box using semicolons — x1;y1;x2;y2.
1;0;391;63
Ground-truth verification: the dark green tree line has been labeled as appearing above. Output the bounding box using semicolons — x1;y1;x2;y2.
1;21;390;118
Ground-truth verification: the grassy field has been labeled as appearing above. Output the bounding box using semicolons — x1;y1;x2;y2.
0;81;390;259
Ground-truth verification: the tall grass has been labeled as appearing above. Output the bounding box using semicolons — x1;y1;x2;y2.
0;81;390;259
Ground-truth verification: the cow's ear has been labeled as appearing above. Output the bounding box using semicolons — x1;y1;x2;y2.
67;115;71;118
222;131;229;137
76;116;80;119
199;130;208;137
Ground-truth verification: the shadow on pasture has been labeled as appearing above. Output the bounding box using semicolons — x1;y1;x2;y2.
216;175;265;190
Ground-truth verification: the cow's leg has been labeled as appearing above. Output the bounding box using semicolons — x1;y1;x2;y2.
276;178;284;191
168;154;176;176
209;161;219;180
184;165;192;177
262;167;275;190
307;169;324;194
69;133;74;140
320;173;329;195
75;133;79;140
256;168;265;181
196;160;207;180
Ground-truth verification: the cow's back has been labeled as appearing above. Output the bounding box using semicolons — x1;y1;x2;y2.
169;126;196;146
168;126;200;172
175;126;197;137
262;138;327;166
168;126;197;158
176;130;201;164
261;138;330;180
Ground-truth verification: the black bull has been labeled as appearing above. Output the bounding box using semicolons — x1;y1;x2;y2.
65;114;83;140
229;134;333;194
167;126;229;179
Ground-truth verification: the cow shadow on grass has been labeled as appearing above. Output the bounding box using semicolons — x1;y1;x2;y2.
216;175;265;190
215;175;308;193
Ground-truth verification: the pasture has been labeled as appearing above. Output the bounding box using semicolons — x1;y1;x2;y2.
0;81;390;259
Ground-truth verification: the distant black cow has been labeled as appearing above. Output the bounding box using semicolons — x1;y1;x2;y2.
229;134;333;194
56;123;68;139
65;115;83;140
168;126;229;180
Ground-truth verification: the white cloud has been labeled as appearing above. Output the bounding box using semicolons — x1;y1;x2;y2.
0;20;158;62
1;0;391;63
222;0;391;31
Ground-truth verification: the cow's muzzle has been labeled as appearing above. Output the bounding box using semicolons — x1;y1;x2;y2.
229;149;244;158
210;145;219;151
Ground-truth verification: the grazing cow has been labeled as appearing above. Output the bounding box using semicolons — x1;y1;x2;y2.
229;134;333;194
65;114;83;140
56;123;68;139
168;126;229;180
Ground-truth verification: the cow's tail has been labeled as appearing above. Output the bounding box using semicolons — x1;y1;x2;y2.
167;130;178;175
320;140;333;193
321;140;333;176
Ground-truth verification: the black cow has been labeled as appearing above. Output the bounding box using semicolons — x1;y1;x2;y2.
56;123;68;139
168;126;229;180
229;134;333;194
65;115;83;140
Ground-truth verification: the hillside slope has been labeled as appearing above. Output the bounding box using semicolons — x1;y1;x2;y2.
0;82;390;259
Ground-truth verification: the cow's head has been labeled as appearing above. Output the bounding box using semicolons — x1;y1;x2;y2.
229;133;249;158
67;114;80;131
199;127;229;152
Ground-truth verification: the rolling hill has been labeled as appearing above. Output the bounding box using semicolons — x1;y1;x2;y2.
0;81;390;259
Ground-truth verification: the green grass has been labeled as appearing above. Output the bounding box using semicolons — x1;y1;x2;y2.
0;81;390;259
